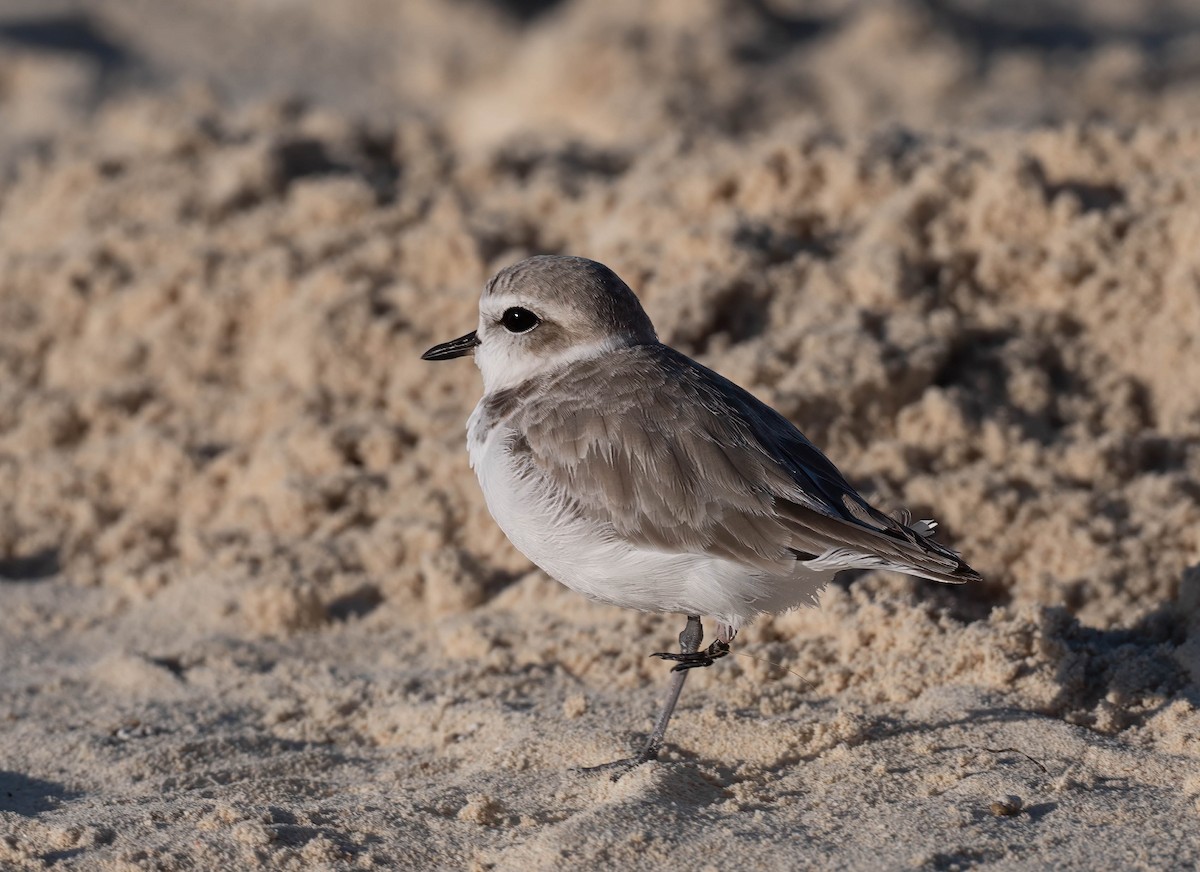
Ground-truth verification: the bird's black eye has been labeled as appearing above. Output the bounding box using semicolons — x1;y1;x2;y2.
500;307;539;333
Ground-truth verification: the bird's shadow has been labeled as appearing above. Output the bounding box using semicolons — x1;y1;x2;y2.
0;547;61;582
0;771;80;816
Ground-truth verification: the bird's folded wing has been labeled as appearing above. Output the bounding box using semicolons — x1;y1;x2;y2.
510;344;980;582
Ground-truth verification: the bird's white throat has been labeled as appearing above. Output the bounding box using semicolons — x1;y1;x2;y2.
474;333;623;393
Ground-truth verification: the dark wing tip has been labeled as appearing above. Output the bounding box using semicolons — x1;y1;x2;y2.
953;561;984;583
901;523;984;584
930;552;983;584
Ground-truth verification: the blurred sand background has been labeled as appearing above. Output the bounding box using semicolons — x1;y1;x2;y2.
2;0;1200;868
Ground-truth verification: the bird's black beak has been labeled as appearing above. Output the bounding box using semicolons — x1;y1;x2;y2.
421;331;479;361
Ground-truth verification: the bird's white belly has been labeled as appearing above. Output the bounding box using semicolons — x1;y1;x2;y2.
466;406;830;628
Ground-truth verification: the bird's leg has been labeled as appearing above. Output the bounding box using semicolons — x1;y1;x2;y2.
637;615;702;763
577;614;724;780
651;614;730;671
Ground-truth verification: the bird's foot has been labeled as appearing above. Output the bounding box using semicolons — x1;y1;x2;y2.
573;743;661;782
650;640;730;672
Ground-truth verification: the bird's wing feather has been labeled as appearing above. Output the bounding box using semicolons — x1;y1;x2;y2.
509;344;980;582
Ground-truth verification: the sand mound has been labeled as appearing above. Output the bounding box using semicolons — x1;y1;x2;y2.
2;0;1199;868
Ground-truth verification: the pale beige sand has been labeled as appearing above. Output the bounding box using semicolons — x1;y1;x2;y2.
2;1;1200;869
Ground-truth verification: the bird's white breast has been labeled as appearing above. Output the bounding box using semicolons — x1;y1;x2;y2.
467;400;647;606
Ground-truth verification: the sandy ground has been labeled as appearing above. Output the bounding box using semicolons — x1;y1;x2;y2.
2;0;1200;868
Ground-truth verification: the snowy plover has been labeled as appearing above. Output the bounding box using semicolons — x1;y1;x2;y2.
423;255;980;775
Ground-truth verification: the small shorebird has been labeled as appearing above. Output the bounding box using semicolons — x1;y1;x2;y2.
423;255;980;776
